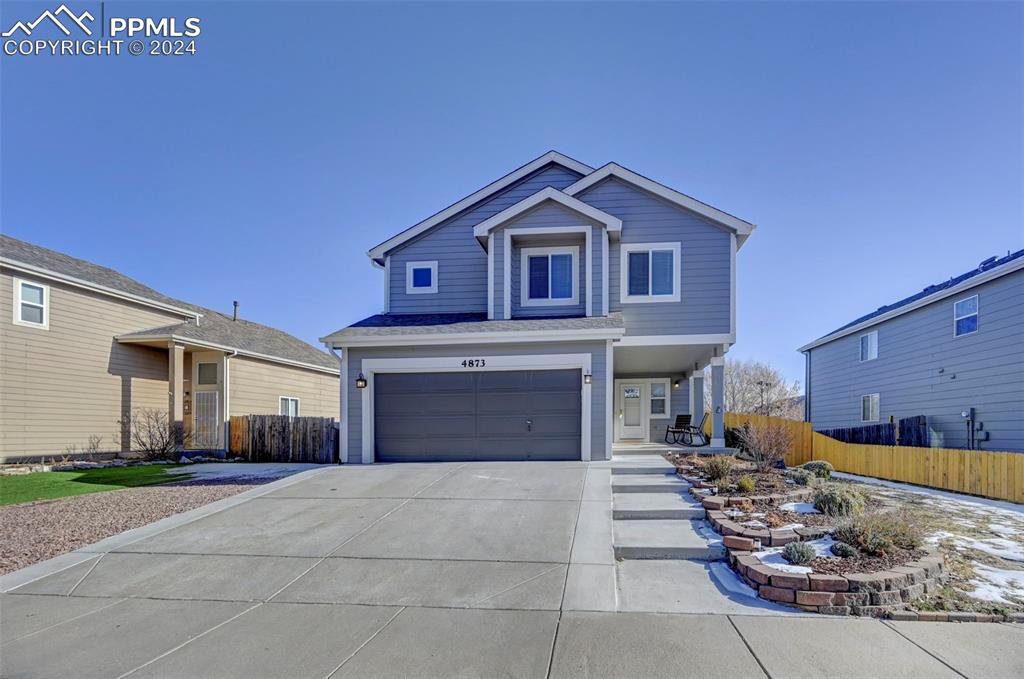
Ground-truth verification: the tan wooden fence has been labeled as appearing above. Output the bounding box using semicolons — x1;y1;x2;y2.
229;415;338;464
709;412;1023;503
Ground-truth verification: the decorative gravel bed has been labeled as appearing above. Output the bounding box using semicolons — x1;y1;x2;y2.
0;477;271;575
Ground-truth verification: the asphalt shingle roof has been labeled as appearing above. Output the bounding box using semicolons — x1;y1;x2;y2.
326;312;625;338
818;248;1024;341
1;235;337;370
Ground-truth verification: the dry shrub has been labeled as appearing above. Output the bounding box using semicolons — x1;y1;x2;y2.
736;423;793;472
814;485;865;518
783;541;816;565
832;509;923;557
736;475;756;493
704;455;734;481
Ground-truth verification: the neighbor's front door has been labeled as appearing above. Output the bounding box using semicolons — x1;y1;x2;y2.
619;383;645;439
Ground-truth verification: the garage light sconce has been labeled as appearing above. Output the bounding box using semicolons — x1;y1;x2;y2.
355;373;367;389
583;373;592;385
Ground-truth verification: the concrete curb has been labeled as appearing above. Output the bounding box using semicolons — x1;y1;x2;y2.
0;466;332;593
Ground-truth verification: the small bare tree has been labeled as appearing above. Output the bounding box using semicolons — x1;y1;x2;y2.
704;359;803;419
117;408;189;460
736;422;793;472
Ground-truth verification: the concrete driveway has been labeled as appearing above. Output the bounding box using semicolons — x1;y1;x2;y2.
2;462;1022;678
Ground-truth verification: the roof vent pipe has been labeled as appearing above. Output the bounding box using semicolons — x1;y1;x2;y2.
233;300;239;321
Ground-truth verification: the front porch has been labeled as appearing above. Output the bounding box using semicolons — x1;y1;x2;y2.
610;338;729;452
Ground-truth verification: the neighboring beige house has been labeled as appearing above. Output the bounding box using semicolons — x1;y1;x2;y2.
0;235;340;461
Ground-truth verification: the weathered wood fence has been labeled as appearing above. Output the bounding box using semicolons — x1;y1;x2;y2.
229;415;338;464
710;412;1023;503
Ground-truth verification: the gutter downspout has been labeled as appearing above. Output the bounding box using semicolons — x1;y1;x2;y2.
328;345;345;464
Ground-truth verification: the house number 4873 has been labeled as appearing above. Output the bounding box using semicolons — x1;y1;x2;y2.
461;359;486;368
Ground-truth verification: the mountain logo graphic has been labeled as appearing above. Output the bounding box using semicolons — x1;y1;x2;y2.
2;4;94;37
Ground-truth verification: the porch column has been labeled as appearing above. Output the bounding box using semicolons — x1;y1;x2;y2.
710;356;725;447
169;342;185;451
689;373;704;421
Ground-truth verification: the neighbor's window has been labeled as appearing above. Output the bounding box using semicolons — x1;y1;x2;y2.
953;295;978;337
197;363;218;385
521;247;577;306
14;279;48;329
859;331;878;362
279;397;300;417
861;393;880;422
622;243;680;302
406;261;438;294
650;382;668;416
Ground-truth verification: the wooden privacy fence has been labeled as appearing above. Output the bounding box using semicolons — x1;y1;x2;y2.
710;412;1023;503
229;415;338;464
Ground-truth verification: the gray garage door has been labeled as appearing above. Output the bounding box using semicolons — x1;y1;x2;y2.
374;369;582;462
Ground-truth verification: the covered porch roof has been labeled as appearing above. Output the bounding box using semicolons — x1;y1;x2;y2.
612;335;731;375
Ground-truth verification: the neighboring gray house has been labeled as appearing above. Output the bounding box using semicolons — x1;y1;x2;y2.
321;151;755;462
799;249;1024;452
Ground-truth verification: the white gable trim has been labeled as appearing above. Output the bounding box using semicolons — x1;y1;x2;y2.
472;187;622;238
563;163;756;247
367;151;594;261
799;256;1024;352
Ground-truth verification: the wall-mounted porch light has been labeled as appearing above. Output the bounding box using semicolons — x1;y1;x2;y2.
583;373;592;385
355;373;368;389
672;379;680;389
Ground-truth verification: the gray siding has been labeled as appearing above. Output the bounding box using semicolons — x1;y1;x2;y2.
806;269;1024;452
344;340;609;463
578;177;732;336
386;164;582;314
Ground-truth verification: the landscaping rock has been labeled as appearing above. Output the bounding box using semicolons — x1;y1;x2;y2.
770;572;809;590
759;586;796;603
796;590;835;606
808;573;848;592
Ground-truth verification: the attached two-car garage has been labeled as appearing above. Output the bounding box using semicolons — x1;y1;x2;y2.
373;369;582;462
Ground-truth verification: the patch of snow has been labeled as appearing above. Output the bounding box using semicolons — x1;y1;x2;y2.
989;523;1022;536
778;523;805;531
953;537;1024;562
749;512;766;518
724;508;745;518
752;537;837;573
832;472;1024;518
779;502;821;514
925;531;955;546
742;520;767;529
968;564;1024;604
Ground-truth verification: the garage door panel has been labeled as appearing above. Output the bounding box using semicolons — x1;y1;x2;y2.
374;369;582;462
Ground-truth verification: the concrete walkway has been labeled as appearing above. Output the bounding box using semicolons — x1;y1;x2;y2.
1;461;1022;678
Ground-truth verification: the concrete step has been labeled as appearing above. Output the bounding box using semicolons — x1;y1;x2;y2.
613;493;704;520
612;448;675;456
611;466;676;476
613;520;725;561
612;474;690;494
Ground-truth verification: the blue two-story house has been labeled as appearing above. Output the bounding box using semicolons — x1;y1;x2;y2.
321;152;755;462
800;249;1024;452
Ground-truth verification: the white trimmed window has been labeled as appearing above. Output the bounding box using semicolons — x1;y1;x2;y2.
405;261;438;294
13;279;48;329
861;393;880;422
859;331;878;362
521;246;579;307
650;380;670;418
620;242;681;303
279;397;300;417
953;295;978;337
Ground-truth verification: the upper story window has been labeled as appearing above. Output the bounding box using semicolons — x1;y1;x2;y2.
521;246;578;306
279;396;300;417
13;278;48;329
621;242;681;303
861;393;880;422
859;331;878;362
406;261;438;294
953;295;978;337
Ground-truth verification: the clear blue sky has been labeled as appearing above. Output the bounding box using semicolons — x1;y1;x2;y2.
3;1;1021;385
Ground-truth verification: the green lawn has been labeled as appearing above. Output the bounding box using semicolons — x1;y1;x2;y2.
0;465;194;506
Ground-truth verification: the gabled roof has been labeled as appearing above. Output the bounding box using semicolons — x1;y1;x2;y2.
564;163;756;248
799;248;1024;352
471;187;622;241
367;151;594;263
1;235;338;372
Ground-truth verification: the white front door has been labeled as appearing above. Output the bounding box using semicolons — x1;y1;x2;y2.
619;383;645;439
